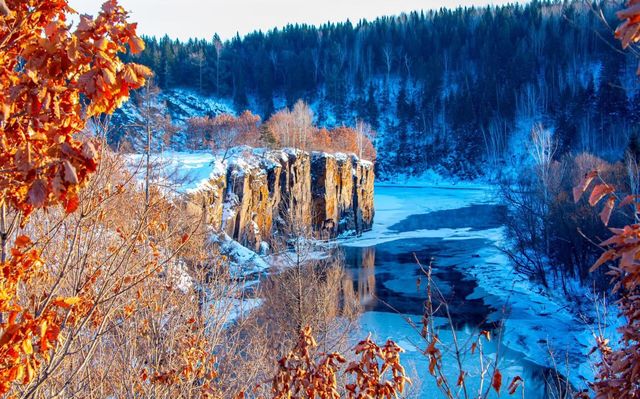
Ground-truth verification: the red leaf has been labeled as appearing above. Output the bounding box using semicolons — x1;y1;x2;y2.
65;195;79;214
428;356;436;376
14;235;32;248
457;371;465;386
508;376;523;395
589;184;614;207
492;369;502;394
573;171;598;202
600;196;615;226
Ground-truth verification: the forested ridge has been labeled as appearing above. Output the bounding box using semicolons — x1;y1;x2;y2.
124;0;638;178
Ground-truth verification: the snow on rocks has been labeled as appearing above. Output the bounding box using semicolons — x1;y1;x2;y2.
133;148;375;252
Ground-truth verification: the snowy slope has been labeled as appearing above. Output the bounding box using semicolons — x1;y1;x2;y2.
110;88;235;151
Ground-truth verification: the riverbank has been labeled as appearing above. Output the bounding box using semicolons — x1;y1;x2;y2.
339;185;608;397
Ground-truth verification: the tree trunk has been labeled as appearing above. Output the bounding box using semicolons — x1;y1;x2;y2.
1;202;7;264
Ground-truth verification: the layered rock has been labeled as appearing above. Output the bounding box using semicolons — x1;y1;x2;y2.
310;153;339;236
353;157;375;232
190;148;374;251
278;149;312;233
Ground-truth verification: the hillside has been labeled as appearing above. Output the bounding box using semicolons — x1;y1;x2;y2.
119;0;639;181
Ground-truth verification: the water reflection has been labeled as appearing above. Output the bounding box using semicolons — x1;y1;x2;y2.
343;238;496;328
339;202;577;398
355;247;376;305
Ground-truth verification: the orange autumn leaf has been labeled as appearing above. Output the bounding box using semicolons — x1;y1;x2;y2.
0;0;151;222
589;184;615;207
573;170;598;202
124;305;135;317
128;36;146;54
14;236;31;248
52;296;81;309
617;0;640;51
590;250;617;273
600;196;616;226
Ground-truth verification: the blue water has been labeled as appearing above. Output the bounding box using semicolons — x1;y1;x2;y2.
339;201;565;398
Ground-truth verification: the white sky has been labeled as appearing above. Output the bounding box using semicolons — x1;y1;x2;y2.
70;0;527;41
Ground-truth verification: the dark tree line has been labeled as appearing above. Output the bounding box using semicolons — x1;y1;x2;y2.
123;0;640;178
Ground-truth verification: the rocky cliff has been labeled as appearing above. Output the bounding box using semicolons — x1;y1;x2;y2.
191;148;374;252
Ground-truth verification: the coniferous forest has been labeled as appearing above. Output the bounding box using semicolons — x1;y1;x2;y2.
125;0;638;178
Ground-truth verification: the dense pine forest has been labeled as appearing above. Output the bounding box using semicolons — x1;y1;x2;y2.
124;0;638;178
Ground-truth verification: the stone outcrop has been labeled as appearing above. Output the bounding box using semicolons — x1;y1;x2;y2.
310;153;339;236
191;148;374;251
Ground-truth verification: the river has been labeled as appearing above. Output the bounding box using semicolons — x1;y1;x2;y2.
338;185;595;399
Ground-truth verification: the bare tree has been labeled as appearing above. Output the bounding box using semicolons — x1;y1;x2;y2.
213;34;223;96
530;124;558;197
383;45;393;85
355;120;376;160
480;117;508;168
530;124;558;258
189;49;205;94
291;100;314;150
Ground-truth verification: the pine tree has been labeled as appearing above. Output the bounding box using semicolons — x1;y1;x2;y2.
365;82;379;130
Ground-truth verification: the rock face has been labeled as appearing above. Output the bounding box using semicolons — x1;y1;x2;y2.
190;148;374;251
353;156;375;232
310;153;339;236
190;169;226;231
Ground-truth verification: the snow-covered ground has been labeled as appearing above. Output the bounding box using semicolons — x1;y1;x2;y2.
341;185;616;397
126;150;226;193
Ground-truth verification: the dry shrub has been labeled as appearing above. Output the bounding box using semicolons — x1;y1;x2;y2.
263;106;377;161
269;327;410;399
219;248;361;397
0;149;249;398
187;111;262;155
574;172;640;398
192;100;378;161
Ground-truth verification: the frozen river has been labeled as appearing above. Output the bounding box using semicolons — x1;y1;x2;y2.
339;185;596;398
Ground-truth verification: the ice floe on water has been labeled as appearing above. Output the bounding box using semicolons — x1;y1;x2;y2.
340;184;615;397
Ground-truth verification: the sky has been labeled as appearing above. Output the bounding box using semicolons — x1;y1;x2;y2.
70;0;526;41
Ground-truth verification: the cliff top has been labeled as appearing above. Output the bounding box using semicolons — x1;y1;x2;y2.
127;147;374;194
